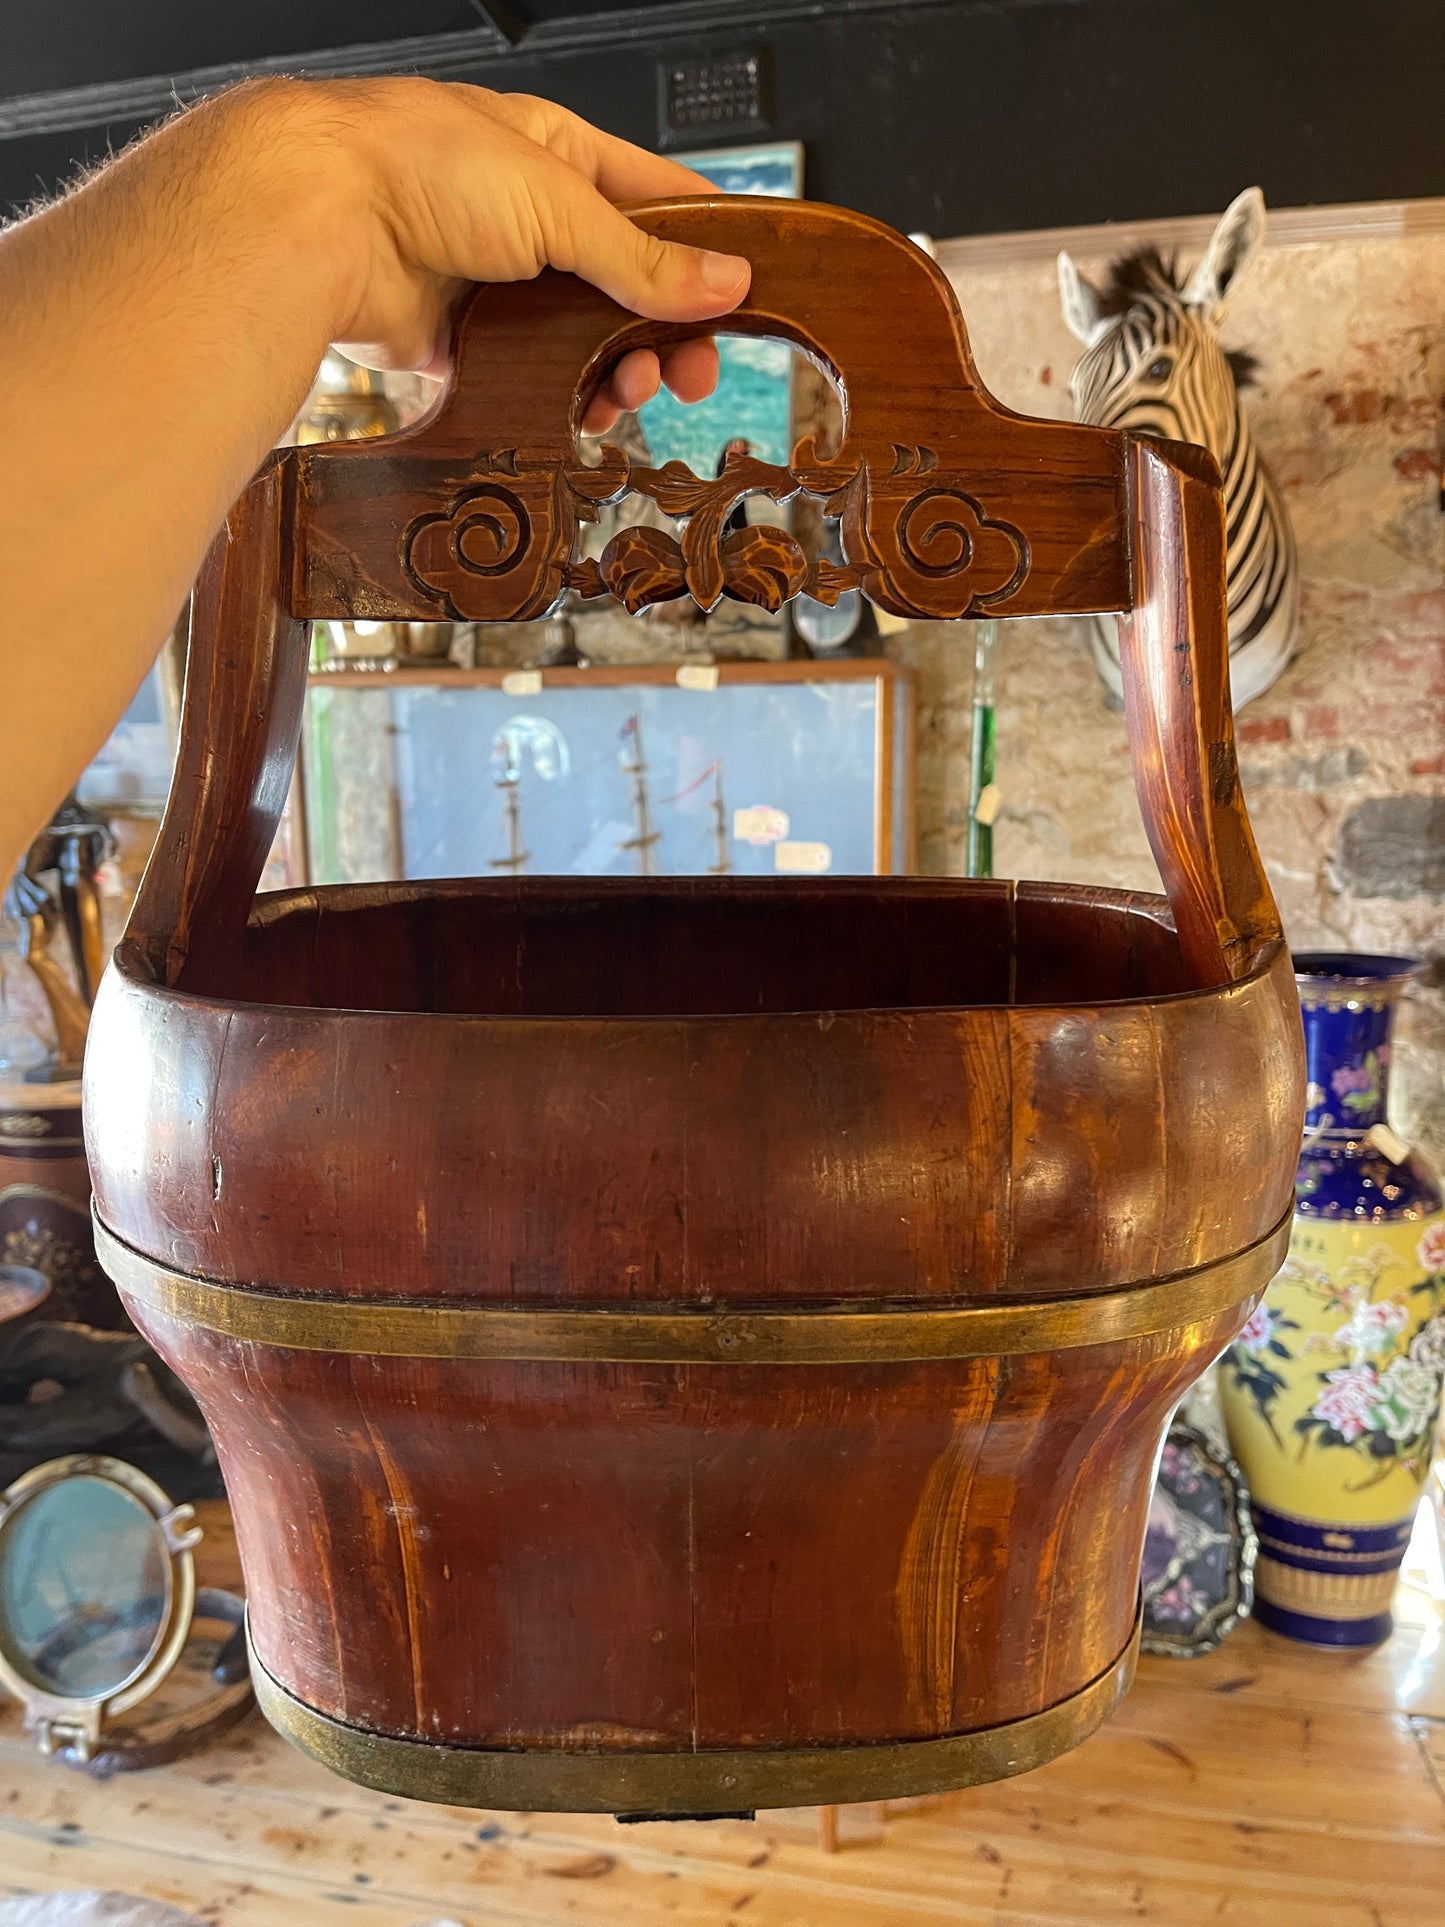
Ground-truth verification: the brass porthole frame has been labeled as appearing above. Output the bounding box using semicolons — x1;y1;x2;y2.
0;1453;200;1759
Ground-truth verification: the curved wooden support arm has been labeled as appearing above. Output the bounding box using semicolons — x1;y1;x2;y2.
123;461;307;987
1117;439;1281;987
121;195;1279;994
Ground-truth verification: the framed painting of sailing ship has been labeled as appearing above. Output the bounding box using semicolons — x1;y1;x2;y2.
288;660;914;887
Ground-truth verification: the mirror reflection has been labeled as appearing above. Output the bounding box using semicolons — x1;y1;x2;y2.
0;1474;169;1698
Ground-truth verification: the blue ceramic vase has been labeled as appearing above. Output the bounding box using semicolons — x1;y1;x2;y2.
1220;953;1445;1646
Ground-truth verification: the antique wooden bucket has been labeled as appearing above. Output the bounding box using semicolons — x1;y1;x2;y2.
85;198;1303;1814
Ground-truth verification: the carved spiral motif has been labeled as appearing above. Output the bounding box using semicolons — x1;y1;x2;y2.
894;487;1028;601
897;489;979;577
448;486;532;577
402;454;1031;621
404;480;544;616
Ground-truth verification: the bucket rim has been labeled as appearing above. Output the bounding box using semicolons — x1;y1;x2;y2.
101;877;1290;1028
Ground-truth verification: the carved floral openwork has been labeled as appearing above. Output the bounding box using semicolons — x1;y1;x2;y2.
402;442;1031;623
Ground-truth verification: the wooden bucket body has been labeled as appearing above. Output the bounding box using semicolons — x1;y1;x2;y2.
89;878;1299;1809
86;198;1304;1811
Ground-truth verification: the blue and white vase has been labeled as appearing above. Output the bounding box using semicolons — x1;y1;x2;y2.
1220;953;1445;1646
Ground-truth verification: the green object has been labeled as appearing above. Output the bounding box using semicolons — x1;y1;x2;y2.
304;681;340;886
965;621;999;879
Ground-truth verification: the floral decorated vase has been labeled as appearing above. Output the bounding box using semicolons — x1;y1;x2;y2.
1220;953;1445;1647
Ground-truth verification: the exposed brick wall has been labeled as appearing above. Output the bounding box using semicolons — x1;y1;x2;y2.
893;207;1444;1161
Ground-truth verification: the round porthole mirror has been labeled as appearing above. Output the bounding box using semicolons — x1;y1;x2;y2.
0;1473;172;1697
0;1263;50;1324
0;1455;200;1759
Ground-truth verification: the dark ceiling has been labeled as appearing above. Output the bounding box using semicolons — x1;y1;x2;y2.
1;0;1440;232
3;4;700;96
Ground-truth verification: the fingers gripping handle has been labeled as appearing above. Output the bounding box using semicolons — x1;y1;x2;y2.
291;196;1116;632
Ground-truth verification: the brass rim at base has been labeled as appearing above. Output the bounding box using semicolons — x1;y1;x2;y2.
248;1607;1141;1813
95;1210;1289;1366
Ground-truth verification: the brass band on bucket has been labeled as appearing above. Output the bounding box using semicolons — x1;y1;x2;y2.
95;1210;1287;1366
247;1606;1141;1813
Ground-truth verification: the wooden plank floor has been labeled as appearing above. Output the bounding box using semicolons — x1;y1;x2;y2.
3;1500;1441;1925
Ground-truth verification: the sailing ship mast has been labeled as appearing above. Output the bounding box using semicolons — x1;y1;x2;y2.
488;723;530;875
708;760;730;875
488;769;529;874
619;714;661;876
658;754;729;876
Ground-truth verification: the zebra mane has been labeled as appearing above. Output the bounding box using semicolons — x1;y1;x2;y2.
1097;244;1261;390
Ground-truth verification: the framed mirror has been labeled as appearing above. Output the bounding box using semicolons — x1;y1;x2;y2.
0;1263;49;1325
288;660;916;889
0;1453;199;1758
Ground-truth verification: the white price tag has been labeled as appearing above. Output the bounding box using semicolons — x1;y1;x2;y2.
501;670;543;696
675;663;721;692
776;840;832;875
734;805;789;846
1364;1123;1411;1165
973;783;1002;827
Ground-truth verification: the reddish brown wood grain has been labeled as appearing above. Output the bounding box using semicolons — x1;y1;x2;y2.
117;461;305;991
89;894;1298;1304
136;1316;1234;1751
1117;438;1281;988
291;200;1129;630
86;195;1304;1803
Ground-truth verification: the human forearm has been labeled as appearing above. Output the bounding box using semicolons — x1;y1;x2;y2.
1;86;350;869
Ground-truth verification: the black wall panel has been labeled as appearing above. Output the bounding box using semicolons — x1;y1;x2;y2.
1;1;1440;232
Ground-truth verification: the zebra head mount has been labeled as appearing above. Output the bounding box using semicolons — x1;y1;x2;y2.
1058;188;1300;712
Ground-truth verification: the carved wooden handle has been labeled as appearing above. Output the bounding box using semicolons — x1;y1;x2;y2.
291;198;1129;629
123;196;1280;994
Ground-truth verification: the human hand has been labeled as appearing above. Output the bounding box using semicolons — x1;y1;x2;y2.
246;79;751;433
0;78;750;879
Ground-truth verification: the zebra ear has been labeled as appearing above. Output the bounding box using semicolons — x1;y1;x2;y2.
1184;187;1266;319
1057;252;1110;347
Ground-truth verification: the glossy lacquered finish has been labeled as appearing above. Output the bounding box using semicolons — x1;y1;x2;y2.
89;880;1302;1307
246;1612;1144;1813
85;198;1304;1808
1222;954;1444;1650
